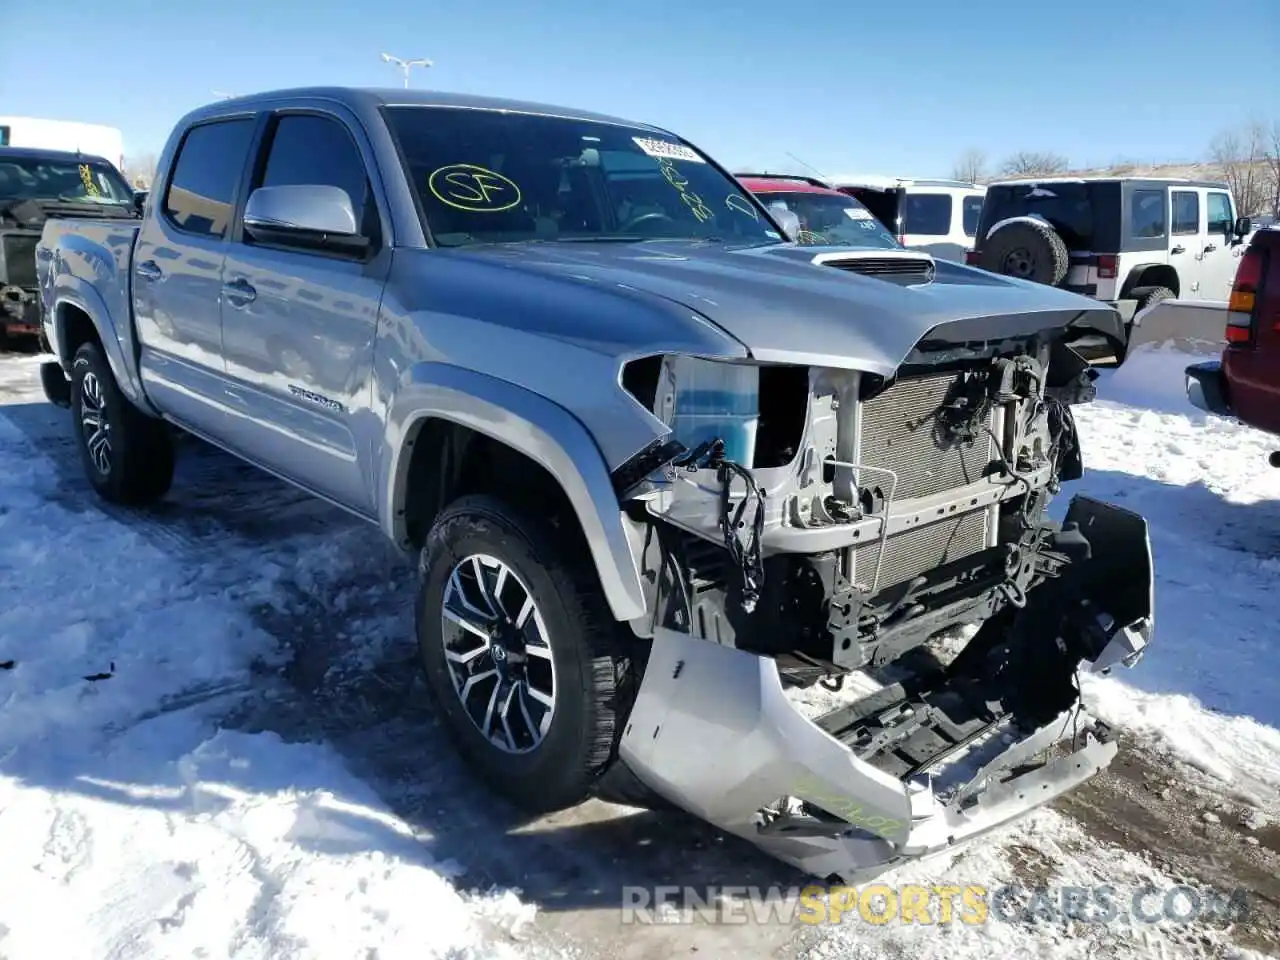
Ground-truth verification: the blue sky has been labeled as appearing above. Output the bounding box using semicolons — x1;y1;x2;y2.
4;0;1277;176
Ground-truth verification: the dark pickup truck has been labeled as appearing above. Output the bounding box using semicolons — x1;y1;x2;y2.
1184;226;1280;465
1;146;141;343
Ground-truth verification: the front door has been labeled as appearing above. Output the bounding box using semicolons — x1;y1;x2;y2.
132;115;257;438
218;108;390;516
1199;189;1239;301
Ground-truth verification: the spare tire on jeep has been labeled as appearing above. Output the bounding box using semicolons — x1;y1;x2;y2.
979;219;1070;286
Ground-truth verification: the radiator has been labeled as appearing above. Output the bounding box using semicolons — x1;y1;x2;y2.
850;369;999;595
856;369;998;501
851;509;988;594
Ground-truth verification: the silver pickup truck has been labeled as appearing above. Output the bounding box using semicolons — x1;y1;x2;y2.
35;87;1154;885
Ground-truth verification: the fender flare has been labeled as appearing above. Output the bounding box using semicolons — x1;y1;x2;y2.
1119;262;1179;300
383;362;649;622
50;277;156;414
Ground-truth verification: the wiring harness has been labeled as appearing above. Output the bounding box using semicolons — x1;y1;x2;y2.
672;438;767;613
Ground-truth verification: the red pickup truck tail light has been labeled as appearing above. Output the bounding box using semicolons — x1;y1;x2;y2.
1226;246;1267;345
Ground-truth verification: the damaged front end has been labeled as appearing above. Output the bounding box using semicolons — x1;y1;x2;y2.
607;329;1153;883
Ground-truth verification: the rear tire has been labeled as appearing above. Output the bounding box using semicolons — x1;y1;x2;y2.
70;340;174;505
979;220;1070;286
1132;285;1175;314
415;493;633;813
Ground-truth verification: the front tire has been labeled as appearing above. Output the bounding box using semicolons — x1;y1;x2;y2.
415;494;632;813
70;340;174;505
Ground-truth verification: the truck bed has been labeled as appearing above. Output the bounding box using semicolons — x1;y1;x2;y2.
37;218;141;356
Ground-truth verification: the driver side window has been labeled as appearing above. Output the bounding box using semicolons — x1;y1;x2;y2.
1206;192;1233;237
250;113;378;248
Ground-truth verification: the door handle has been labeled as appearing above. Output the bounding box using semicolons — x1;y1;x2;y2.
1171;245;1185;254
222;278;257;306
1204;243;1218;253
135;260;162;281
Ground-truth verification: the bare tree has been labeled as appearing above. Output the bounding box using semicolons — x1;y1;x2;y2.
123;152;158;188
1265;120;1280;218
951;149;988;184
1209;122;1266;216
999;151;1071;178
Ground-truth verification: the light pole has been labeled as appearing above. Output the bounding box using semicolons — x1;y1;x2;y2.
380;52;432;88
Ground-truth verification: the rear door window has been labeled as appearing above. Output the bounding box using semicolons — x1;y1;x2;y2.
1131;188;1166;238
162;118;256;238
903;193;952;236
1171;190;1199;235
977;182;1100;249
962;195;983;237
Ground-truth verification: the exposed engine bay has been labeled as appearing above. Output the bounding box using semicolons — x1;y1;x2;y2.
609;330;1154;882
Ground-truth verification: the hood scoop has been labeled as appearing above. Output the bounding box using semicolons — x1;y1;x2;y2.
811;249;936;286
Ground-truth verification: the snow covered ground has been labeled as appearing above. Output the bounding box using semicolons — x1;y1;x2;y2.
1;341;1277;960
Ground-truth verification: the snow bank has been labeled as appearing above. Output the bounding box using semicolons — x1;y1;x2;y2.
1092;338;1221;416
1066;339;1280;802
0;356;539;960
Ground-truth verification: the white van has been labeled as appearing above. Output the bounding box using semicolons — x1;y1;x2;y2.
0;117;125;173
824;175;985;262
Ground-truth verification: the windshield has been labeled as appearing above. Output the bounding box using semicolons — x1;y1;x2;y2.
759;191;901;249
0;155;134;206
384;106;783;248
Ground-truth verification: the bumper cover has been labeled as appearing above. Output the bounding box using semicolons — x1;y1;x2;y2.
1185;360;1232;418
617;495;1154;884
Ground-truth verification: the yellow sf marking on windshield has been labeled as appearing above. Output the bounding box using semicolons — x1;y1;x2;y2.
428;164;522;213
78;164;101;197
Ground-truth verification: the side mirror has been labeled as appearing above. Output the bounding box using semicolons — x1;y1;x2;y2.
243;184;367;253
1234;216;1252;237
767;202;801;241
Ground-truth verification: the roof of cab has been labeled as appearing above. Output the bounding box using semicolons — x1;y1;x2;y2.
0;144;113;165
736;175;847;197
185;86;669;133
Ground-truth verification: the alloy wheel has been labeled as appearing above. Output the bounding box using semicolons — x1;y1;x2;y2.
440;553;557;754
80;371;112;475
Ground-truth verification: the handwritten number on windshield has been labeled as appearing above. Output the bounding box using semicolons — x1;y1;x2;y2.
656;157;713;223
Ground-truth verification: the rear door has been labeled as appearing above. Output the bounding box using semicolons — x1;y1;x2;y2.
1200;188;1239;301
1169;188;1202;292
218;107;391;516
132;115;257;438
901;192;954;257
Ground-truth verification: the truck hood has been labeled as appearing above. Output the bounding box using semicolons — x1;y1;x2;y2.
456;240;1126;374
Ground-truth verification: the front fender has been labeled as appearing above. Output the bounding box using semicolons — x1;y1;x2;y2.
383;362;648;622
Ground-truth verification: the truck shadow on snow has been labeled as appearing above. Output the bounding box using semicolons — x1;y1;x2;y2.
1;399;812;917
5;396;1280;914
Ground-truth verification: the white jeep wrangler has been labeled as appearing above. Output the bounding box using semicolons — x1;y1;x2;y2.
968;177;1252;328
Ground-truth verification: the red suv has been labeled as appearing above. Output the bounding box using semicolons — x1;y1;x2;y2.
1184;226;1280;466
734;174;902;249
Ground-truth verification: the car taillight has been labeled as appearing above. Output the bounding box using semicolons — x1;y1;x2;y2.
965;250;980;266
1226;246;1266;345
1096;255;1118;279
